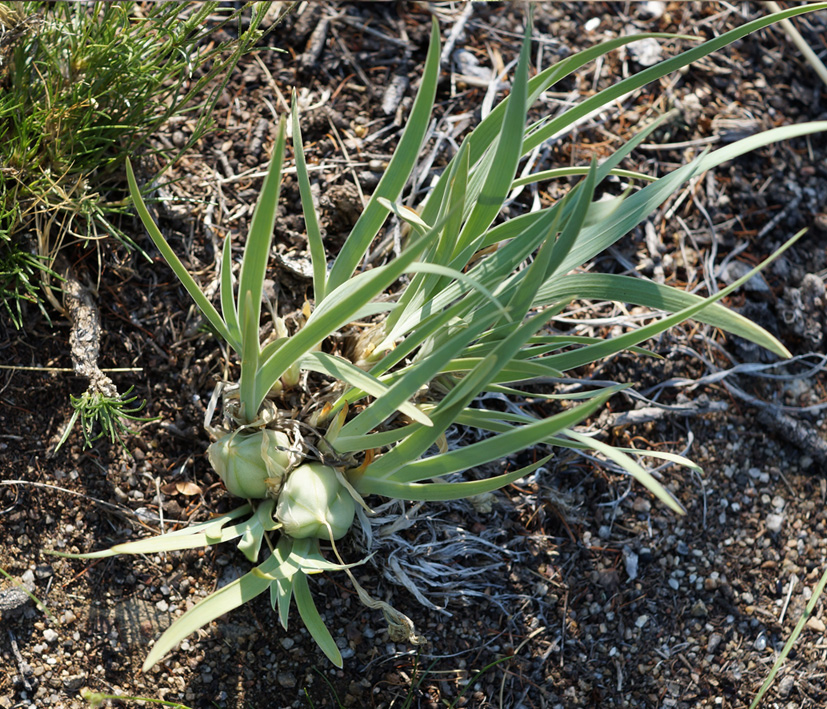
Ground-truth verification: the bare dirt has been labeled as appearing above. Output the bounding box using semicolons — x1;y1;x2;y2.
2;3;827;708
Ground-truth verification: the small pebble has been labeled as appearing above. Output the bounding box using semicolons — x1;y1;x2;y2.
707;633;723;654
62;674;86;692
668;578;680;591
766;513;784;534
638;0;665;19
623;547;639;581
754;633;767;651
635;615;649;629
806;616;826;632
633;497;651;514
61;610;77;625
43;628;59;643
277;672;297;688
691;600;708;618
777;674;796;698
722;261;771;294
626;37;663;67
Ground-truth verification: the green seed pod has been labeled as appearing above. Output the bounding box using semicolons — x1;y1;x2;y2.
208;429;292;499
276;463;355;540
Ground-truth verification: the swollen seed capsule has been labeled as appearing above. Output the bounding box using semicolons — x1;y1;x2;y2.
207;429;292;499
276;463;356;540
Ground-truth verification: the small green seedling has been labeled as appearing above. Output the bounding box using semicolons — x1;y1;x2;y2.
55;385;159;452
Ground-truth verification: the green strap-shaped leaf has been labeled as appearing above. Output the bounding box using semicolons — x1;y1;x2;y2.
564;429;684;514
292;571;343;667
438;357;563;383
325;17;441;295
553;122;827;279
544;230;806;373
359;455;552;502
292;91;327;302
125;159;237;349
448;18;531;270
51;505;253;558
270;536;299;630
535;272;790;357
512;166;657;189
219;230;240;344
420;33;681;226
357;311;616;483
236;499;279;562
543;160;598;281
238;116;286;342
333;423;418;454
407;261;509;317
239;289;260;420
238;118;286;418
142;552;283;671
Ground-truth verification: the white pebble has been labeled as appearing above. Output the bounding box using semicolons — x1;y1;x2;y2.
766;513;784;534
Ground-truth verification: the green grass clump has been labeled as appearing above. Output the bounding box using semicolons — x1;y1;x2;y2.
0;0;271;325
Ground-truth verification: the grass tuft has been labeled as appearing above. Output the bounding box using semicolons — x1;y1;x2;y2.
0;0;274;322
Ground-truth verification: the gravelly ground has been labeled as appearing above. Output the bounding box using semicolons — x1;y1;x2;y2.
2;2;827;708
